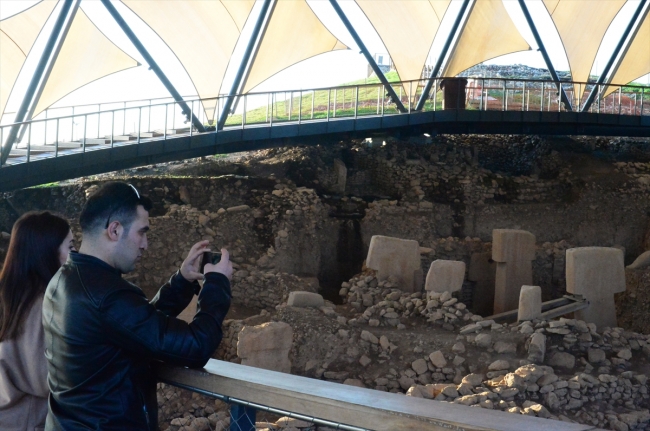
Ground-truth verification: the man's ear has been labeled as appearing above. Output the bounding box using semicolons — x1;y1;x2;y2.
106;221;122;242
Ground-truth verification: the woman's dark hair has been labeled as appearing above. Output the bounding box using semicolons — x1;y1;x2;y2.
0;211;71;341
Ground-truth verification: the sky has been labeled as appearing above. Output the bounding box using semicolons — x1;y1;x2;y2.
1;0;648;120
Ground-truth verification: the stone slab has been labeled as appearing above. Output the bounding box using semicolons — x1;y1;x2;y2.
425;260;466;293
494;261;532;314
287;291;325;308
518;285;542;321
366;235;421;292
566;247;625;329
492;229;536;263
237;322;293;373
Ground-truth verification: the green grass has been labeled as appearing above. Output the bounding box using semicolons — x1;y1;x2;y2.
221;71;442;126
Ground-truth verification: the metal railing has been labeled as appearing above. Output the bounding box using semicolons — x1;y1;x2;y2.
1;77;648;167
155;359;603;431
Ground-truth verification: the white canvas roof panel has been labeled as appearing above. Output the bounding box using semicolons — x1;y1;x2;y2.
0;0;56;116
443;0;530;78
243;0;347;93
34;8;138;116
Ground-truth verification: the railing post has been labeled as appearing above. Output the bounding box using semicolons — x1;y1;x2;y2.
230;404;256;431
502;81;506;111
618;87;622;115
522;82;526;111
27;123;32;163
311;90;315;119
83;114;87;152
642;87;645;115
138;107;142;143
242;96;246;129
56;118;60;158
270;93;274;126
111;111;115;148
299;91;303;123
288;91;292;122
333;89;337;118
355;86;359;118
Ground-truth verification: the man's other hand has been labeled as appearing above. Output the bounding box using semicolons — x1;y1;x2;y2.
180;240;210;282
204;248;233;281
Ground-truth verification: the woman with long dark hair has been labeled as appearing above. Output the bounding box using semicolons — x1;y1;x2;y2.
0;211;75;431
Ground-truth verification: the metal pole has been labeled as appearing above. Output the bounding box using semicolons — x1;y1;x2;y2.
415;0;472;111
329;0;406;113
517;0;573;112
1;0;80;165
217;0;275;130
100;0;204;133
582;0;647;112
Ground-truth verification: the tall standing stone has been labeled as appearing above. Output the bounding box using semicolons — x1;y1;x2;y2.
566;247;625;329
366;235;421;292
237;322;293;373
492;229;535;314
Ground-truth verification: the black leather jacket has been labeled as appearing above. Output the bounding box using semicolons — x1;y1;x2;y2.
42;252;231;431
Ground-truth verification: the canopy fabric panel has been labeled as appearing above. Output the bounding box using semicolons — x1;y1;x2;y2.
123;0;254;121
543;0;626;98
356;0;451;97
243;0;348;93
34;9;138;116
443;0;530;78
604;12;650;97
0;0;57;116
222;0;255;31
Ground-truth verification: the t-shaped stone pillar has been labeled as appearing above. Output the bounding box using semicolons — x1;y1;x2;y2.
492;229;535;314
566;247;625;329
366;235;421;292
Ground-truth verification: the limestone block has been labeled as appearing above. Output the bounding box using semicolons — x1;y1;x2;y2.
177;295;198;323
518;285;542;321
333;159;347;194
287;291;324;308
425;260;466;293
237;322;293;373
566;247;625;329
494;262;532;314
492;229;536;262
366;235;421;292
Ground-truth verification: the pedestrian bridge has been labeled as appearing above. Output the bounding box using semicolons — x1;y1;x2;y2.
1;77;648;192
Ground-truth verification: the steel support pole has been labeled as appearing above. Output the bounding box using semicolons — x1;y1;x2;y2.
415;0;471;111
517;0;572;111
329;0;407;113
581;0;647;112
100;0;204;133
217;0;274;130
1;0;79;165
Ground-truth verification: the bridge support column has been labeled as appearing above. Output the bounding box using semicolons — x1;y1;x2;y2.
100;0;205;134
517;0;573;112
1;0;81;166
329;0;407;113
581;0;648;112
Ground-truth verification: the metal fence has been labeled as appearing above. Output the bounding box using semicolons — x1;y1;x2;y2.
1;77;648;167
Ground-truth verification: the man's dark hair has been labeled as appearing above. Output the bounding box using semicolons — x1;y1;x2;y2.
80;182;153;234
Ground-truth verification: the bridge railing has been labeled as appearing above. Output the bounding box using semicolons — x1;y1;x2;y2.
1;78;648;167
155;359;602;431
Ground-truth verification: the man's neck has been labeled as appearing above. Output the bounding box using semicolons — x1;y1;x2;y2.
79;240;115;268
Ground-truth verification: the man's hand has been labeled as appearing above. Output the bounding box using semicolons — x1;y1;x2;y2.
204;248;233;281
180;240;210;282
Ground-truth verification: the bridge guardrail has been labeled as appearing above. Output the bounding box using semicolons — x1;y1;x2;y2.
1;77;648;168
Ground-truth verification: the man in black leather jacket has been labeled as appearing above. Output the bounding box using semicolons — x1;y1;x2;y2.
43;182;233;430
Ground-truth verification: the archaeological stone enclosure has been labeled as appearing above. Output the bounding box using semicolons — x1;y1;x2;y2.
4;134;650;430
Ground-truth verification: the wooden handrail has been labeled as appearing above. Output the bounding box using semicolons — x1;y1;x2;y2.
155;359;604;431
